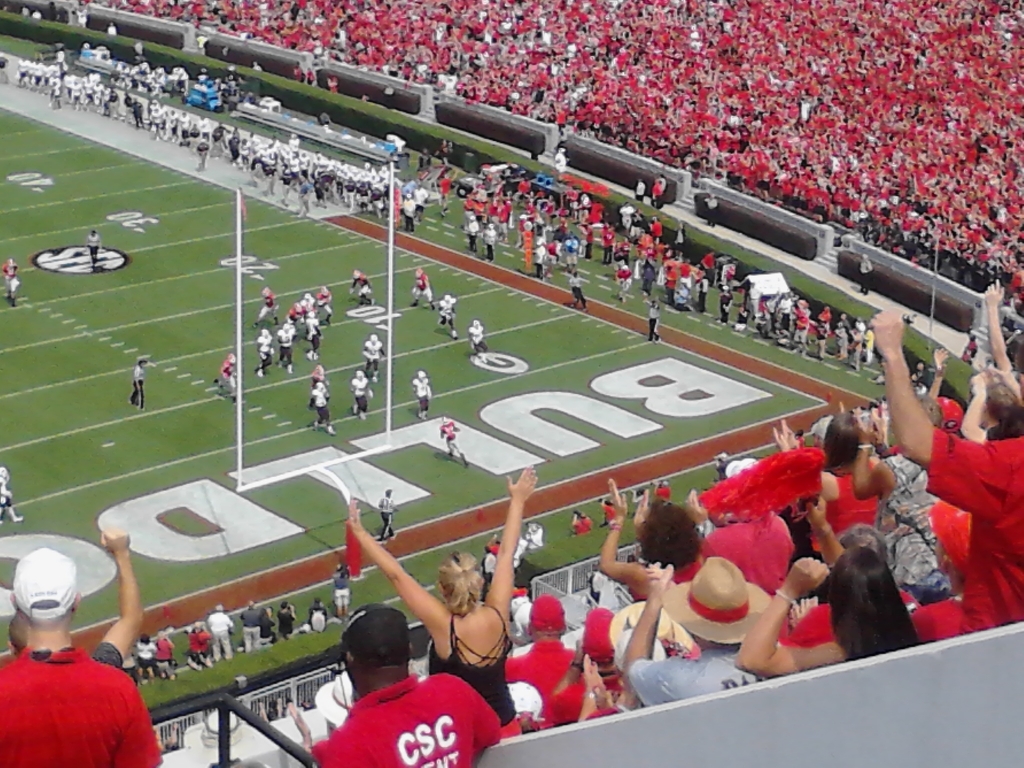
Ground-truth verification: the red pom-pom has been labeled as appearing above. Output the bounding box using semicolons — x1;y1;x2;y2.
699;448;825;522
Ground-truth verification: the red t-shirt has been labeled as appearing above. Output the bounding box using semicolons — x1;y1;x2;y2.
911;599;965;643
505;640;575;722
188;630;211;653
704;516;794;594
927;430;1024;632
782;592;920;648
312;674;501;768
573;516;593;535
0;648;161;768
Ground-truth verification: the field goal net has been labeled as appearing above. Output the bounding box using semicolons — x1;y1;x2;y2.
230;163;399;498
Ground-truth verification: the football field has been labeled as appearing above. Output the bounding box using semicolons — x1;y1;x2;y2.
0;107;846;642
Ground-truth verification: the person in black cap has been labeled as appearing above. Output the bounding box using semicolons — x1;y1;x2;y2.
310;602;501;768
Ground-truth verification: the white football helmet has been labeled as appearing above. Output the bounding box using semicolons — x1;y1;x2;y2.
416;370;427;380
0;466;9;484
355;370;367;381
444;294;452;303
228;353;236;364
369;333;379;344
471;319;482;329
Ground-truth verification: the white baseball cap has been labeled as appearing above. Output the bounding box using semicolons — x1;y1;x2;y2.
13;548;78;621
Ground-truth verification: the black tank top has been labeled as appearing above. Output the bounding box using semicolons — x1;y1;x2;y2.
427;606;515;725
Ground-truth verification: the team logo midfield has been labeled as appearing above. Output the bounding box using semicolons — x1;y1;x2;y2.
31;245;130;274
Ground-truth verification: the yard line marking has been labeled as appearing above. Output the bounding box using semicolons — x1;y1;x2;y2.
191;380;206;385
205;386;219;393
97;336;111;342
74;324;88;330
249;407;263;413
176;373;190;379
0;201;233;246
102;442;115;448
162;366;178;373
27;243;361;307
0;265;425;355
0;146;82;161
110;341;124;348
0;182;194;214
0;128;50;138
0;314;577;456
262;413;277;420
14;340;647;504
277;421;292;427
123;348;138;354
50;313;62;318
61;319;74;324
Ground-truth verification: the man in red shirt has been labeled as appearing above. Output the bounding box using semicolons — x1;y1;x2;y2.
506;595;573;724
313;604;501;768
873;311;1024;632
0;547;161;768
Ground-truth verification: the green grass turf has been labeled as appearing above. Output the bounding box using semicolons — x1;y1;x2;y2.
0;108;816;634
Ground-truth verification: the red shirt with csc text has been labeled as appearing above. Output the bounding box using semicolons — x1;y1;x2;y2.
927;430;1024;632
0;648;161;768
312;673;501;768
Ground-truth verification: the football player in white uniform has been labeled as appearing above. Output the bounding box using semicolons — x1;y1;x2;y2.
468;319;488;358
3;258;19;307
255;328;274;377
0;466;24;524
277;319;296;373
351;370;371;420
438;294;458;339
363;333;385;383
412;370;432;421
310;378;336;436
305;311;322;361
411;268;435;309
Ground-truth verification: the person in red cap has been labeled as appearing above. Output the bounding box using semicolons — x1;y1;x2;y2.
505;595;573;724
936;397;964;434
654;480;671;501
548;608;621;724
911;502;970;643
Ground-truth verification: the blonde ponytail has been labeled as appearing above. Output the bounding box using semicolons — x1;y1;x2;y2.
437;552;484;616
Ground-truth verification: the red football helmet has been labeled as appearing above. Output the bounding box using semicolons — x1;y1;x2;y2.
937;397;964;433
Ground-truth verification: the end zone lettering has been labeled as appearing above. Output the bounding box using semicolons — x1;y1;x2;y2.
32;245;130;275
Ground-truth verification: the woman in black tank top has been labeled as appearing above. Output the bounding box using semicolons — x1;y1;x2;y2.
346;468;538;730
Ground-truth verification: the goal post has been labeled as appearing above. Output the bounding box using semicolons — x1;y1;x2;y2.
232;156;399;495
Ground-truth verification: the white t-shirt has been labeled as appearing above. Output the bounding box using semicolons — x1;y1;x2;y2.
207;611;233;635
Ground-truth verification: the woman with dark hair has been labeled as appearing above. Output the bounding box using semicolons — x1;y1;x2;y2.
777;413;880;538
598;479;704;600
736;547;919;676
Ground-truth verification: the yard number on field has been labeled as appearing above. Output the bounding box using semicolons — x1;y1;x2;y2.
106;211;160;233
346;304;402;331
6;172;54;193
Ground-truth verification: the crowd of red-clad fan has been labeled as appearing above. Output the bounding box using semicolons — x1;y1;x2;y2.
5;306;1024;767
89;0;1023;290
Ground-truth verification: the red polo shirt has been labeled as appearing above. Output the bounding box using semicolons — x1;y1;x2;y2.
927;430;1024;632
911;599;965;643
0;648;160;768
312;674;501;768
506;640;575;722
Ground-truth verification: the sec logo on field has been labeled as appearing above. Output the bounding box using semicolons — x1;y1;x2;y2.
31;246;131;275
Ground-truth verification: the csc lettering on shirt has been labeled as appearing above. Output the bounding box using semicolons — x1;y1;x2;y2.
397;715;459;768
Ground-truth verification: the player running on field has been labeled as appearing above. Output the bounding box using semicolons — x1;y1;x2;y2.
411;267;435;309
615;264;633;302
310;378;336;436
412;370;432;420
440;417;469;467
468;319;488;358
363;333;385;382
215;353;237;401
351;370;371;421
438;293;458;339
255;328;274;377
3;258;19;307
0;466;23;524
351;270;373;306
316;286;333;325
254;286;279;327
277;318;296;373
305;310;322;361
287;299;308;329
308;364;329;407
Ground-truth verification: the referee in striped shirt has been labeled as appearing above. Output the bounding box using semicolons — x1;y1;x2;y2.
130;358;147;410
86;229;102;272
377;489;396;542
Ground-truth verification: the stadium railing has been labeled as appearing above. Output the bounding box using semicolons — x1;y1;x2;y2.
155;666;335;751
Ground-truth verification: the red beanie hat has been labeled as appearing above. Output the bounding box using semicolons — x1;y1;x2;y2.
582;608;615;664
529;595;566;635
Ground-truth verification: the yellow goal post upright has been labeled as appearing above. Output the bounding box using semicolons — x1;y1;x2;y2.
232;156;399;496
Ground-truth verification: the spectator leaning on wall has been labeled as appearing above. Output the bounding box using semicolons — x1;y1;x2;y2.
0;547;162;767
309;603;501;768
